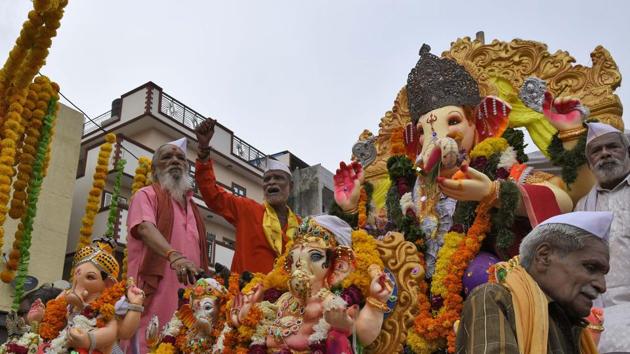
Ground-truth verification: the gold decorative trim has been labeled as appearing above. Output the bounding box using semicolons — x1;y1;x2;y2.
365;232;422;353
443;37;623;130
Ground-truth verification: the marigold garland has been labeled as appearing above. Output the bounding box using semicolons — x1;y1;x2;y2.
154;343;176;354
430;231;465;299
131;156;152;194
6;98;56;296
341;229;383;296
389;127;406;155
38;295;68;340
262;240;292;291
39;280;126;340
105;158;126;238
469;137;508;159
411;192;495;352
0;87;27;258
1;78;58;282
76;133;116;251
357;188;368;228
122;156;153;279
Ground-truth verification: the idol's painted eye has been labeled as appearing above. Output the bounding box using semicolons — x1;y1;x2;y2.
310;251;324;263
448;115;461;126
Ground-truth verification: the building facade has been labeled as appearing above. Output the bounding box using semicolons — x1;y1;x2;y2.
65;82;333;275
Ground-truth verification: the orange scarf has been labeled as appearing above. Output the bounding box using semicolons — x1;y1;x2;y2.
494;257;597;354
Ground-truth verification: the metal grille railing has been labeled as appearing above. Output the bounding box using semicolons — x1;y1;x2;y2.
160;90;267;171
232;135;266;169
83;110;112;136
159;92;204;130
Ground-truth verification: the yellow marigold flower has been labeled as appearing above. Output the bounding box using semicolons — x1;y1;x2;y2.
105;133;117;143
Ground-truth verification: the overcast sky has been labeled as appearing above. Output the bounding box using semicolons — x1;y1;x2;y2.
2;1;629;171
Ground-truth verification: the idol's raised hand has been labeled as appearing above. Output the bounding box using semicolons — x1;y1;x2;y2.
333;161;364;213
542;91;587;131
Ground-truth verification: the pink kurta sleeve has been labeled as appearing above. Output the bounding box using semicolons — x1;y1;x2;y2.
126;188;157;239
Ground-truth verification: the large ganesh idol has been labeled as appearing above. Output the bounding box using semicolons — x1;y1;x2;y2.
146;277;232;354
31;239;145;354
332;40;623;353
231;215;401;353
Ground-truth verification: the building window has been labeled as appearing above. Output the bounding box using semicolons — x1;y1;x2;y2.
232;183;246;197
101;190;128;210
218;238;235;250
207;233;216;263
189;164;198;193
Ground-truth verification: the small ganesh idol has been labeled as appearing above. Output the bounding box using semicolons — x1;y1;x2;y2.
233;215;393;353
36;239;145;354
146;277;231;354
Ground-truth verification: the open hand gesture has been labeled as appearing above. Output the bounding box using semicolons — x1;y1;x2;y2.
230;284;264;327
333;161;364;212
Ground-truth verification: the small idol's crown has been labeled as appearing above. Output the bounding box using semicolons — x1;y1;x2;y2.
73;238;120;280
407;44;481;124
185;278;227;301
293;217;338;249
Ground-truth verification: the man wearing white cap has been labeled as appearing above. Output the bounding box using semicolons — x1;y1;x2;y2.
125;138;209;353
457;211;612;354
194;118;300;274
574;122;630;353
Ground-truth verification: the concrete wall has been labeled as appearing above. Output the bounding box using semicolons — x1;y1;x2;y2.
0;104;83;311
289;164;334;217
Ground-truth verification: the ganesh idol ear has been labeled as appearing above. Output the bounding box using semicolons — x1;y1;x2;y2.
473;96;511;141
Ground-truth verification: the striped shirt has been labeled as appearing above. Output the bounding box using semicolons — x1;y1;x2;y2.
456;283;586;354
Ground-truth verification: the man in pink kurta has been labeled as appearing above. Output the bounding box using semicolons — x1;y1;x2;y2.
126;188;203;352
124;137;208;354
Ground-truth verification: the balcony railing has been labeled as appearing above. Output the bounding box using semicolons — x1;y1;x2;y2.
159;91;204;130
232;136;266;169
159;90;266;171
83;110;113;135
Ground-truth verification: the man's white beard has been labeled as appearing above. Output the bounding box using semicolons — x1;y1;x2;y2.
156;168;192;204
593;158;629;186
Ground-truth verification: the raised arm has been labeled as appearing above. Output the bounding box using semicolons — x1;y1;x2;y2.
194;118;251;224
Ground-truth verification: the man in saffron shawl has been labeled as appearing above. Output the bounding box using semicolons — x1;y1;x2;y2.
194;118;300;274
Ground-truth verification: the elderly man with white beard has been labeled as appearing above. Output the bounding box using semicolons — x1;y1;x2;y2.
574;122;630;353
124;138;209;354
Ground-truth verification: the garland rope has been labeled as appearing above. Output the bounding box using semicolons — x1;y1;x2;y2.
11;97;56;309
105;158;126;239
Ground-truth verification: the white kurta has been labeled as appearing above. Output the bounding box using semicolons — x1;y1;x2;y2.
575;173;630;353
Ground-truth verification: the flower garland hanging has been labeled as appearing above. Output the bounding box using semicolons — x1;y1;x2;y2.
412;193;495;352
0;0;67;117
341;229;383;296
0;87;27;255
10;76;57;219
131;156;152;194
38;280;127;340
0;98;57;284
105;158;126;238
407;135;517;353
76;133;116;251
123;156;152;279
